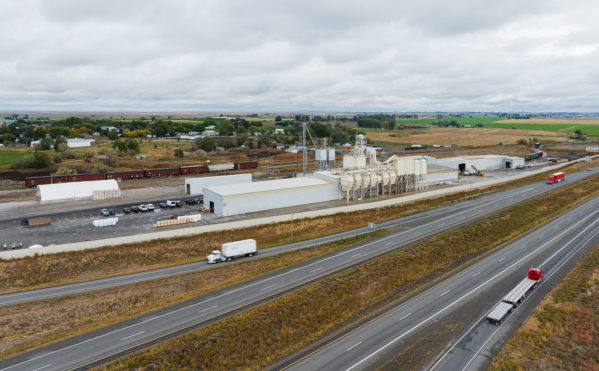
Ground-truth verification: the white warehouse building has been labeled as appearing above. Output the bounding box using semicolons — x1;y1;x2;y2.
428;155;524;173
36;179;121;204
185;174;252;196
203;177;340;217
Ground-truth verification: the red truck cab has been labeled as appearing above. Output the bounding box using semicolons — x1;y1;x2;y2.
528;267;543;280
547;172;565;184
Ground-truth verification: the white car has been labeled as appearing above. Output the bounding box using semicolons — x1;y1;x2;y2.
165;200;177;208
138;204;148;212
146;203;155;211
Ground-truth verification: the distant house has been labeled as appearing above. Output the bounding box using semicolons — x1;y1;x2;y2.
202;130;218;136
101;126;118;131
274;128;285;134
67;138;94;148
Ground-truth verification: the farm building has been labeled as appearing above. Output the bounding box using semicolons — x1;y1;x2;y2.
185;174;252;196
36;179;121;204
428;155;524;173
66;138;94;148
203;177;339;216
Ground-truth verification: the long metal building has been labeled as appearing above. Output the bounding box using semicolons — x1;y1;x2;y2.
203;177;340;216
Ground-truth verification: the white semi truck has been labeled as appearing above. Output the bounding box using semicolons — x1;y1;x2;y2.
486;267;543;325
207;239;257;264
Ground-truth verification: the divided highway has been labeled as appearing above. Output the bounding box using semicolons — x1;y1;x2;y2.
0;167;596;371
283;194;599;371
2;167;597;307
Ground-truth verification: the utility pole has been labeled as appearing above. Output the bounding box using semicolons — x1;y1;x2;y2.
302;122;307;173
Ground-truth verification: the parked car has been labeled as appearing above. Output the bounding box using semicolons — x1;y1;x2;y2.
108;208;115;215
165;200;177;208
131;206;139;213
195;198;203;204
186;198;195;205
100;208;110;216
516;164;525;169
159;202;167;209
138;204;148;212
123;207;131;213
146;204;155;211
174;200;184;207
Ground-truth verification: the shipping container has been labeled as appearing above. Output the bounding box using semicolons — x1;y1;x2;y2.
234;161;258;170
67;173;105;182
24;175;68;187
144;168;181;177
180;165;209;174
104;170;145;180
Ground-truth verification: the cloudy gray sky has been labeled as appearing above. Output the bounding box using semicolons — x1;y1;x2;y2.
1;0;598;112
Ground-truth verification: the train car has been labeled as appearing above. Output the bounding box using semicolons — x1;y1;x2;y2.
24;175;68;187
180;165;209;175
67;173;105;182
104;170;145;180
207;163;235;172
234;161;258;170
144;168;181;177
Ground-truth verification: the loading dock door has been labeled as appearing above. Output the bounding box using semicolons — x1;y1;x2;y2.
505;160;512;169
210;201;214;213
458;163;466;172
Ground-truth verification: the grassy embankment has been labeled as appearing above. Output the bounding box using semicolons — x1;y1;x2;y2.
0;233;381;359
98;172;599;370
489;242;599;370
1;158;595;295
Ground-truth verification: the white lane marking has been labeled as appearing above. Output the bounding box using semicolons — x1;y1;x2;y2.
31;365;52;371
472;272;481;278
310;267;322;273
351;253;361;258
344;211;599;371
440;290;450;297
198;305;218;313
260;284;277;291
121;331;145;341
498;257;505;262
346;341;362;352
399;312;412;320
438;223;446;227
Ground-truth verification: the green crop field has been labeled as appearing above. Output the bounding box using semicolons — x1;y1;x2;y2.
0;150;29;166
484;122;599;136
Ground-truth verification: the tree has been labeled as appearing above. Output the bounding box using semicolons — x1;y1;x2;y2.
516;138;527;145
574;129;584;140
107;130;119;140
275;115;282;122
54;137;67;152
236;133;249;147
126;139;140;153
37;137;54;150
195;137;217;151
174;148;184;158
331;130;349;144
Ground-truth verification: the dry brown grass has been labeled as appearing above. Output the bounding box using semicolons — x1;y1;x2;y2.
369;127;571;146
0;234;373;360
98;173;599;371
1;159;595;294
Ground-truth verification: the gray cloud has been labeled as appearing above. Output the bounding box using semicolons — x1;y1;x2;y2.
0;0;598;111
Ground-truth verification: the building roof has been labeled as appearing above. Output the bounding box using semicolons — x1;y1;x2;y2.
204;177;334;197
37;179;119;202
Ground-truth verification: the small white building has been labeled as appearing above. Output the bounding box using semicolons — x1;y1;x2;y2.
202;130;218;136
67;138;94;148
185;174;252;196
36;179;120;204
203;177;339;216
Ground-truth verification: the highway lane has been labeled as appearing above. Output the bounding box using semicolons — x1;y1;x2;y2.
0;169;596;370
2;167;597;308
283;194;599;371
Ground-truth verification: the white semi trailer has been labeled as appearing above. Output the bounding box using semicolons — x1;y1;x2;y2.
207;239;257;264
486;267;543;325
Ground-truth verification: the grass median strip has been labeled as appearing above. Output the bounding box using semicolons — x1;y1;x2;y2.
1;159;594;294
489;241;599;370
97;173;599;370
0;233;386;360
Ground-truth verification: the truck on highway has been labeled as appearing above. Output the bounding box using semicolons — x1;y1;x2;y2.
486;267;543;325
206;239;257;264
547;172;565;184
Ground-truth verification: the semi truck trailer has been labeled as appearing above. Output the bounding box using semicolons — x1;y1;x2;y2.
487;267;543;325
207;239;257;264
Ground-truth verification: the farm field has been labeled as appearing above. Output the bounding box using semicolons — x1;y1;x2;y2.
486;118;599;136
395;115;501;126
366;127;571;147
0;150;29;166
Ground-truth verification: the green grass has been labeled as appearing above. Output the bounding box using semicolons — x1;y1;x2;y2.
0;150;30;166
484;122;599;136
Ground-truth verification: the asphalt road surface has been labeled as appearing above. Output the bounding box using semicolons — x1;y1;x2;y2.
282;195;599;371
0;169;597;370
2;167;596;307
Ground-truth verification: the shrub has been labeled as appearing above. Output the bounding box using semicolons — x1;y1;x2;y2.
92;161;111;172
54;167;76;175
10;151;52;169
195;137;217;151
174;148;184;158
